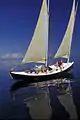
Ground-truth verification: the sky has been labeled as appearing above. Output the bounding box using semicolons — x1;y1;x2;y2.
0;0;80;64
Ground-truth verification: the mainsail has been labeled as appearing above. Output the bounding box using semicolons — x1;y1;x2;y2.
54;0;77;61
22;0;49;65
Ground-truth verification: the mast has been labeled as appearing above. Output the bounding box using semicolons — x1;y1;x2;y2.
48;0;49;13
45;0;49;67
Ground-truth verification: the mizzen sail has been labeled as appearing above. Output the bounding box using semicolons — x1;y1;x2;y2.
54;0;76;60
22;0;49;64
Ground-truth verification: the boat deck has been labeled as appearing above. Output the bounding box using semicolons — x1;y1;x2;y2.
11;62;74;77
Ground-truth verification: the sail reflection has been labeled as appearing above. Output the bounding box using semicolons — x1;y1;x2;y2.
10;80;52;119
10;74;78;120
24;87;52;120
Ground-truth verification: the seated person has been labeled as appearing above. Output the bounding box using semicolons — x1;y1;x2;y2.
41;65;44;73
41;65;47;73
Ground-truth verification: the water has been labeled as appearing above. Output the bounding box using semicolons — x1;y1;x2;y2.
0;59;80;120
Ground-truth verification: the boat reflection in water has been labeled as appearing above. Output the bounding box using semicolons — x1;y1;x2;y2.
10;73;78;120
10;80;52;119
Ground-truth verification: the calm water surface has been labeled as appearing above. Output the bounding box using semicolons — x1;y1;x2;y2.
0;59;80;120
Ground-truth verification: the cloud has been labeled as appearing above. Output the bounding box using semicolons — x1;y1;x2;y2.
1;53;23;59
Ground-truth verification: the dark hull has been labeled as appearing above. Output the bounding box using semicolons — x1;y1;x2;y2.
10;64;73;84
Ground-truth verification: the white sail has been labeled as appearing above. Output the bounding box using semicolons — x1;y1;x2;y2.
54;0;76;60
22;0;49;64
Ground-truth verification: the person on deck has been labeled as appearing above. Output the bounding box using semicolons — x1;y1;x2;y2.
41;65;47;73
10;67;14;72
41;65;44;73
58;58;63;71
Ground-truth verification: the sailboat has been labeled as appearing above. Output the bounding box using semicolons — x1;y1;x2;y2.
10;0;78;81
